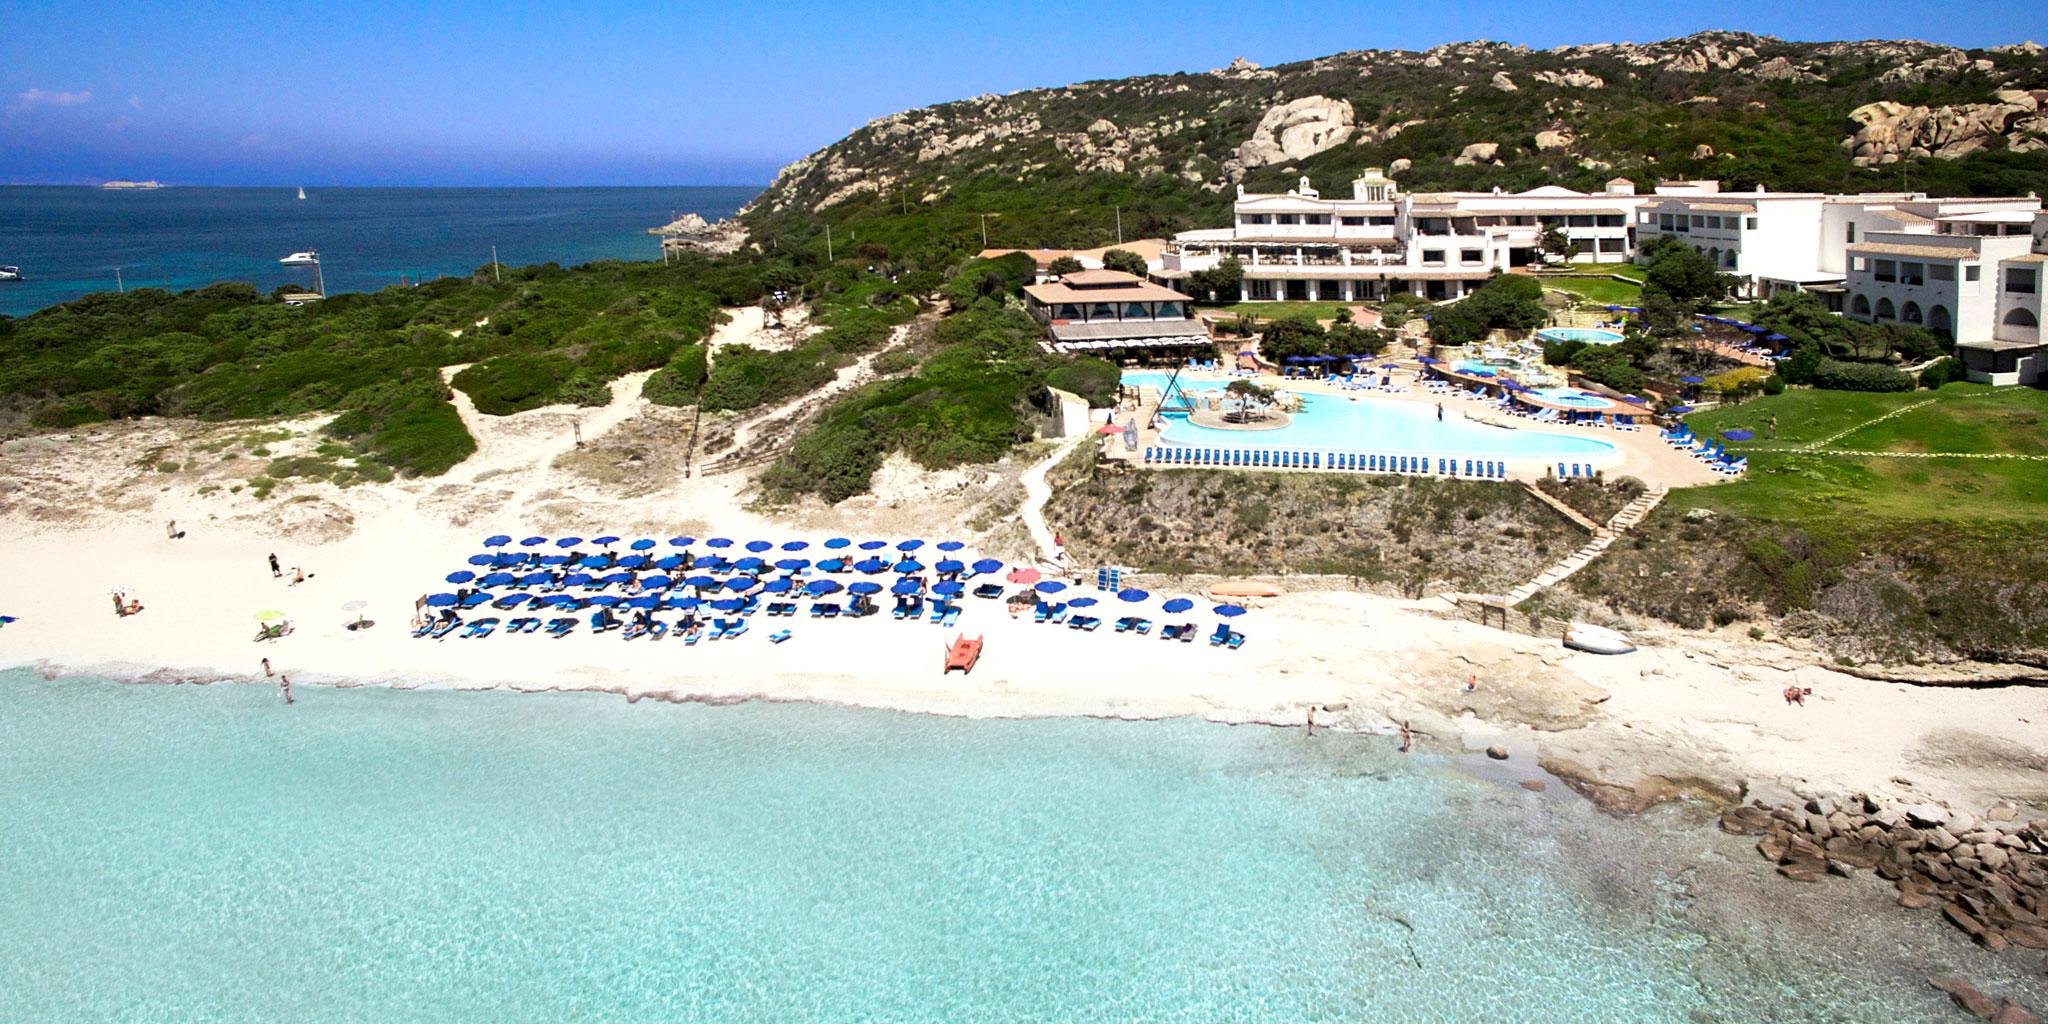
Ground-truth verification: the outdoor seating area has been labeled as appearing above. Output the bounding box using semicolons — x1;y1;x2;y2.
413;535;1256;651
415;535;1007;644
1661;425;1749;476
1418;360;1647;430
1143;445;1509;479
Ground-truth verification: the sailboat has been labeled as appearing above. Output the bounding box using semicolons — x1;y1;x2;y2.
296;186;307;200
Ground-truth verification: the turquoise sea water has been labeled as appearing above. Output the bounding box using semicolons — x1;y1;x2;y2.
1122;371;1617;458
0;185;759;316
0;670;2024;1022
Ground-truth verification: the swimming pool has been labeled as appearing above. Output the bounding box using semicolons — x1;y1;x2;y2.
1533;387;1616;410
1536;327;1624;345
1123;372;1620;467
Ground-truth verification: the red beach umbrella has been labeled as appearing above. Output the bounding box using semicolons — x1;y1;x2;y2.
1007;567;1041;584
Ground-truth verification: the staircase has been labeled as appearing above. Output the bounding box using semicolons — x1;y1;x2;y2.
1501;484;1666;607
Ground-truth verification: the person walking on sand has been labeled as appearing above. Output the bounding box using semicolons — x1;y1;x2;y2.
1306;704;1317;737
1436;402;1444;422
166;519;179;540
269;553;282;578
261;657;272;677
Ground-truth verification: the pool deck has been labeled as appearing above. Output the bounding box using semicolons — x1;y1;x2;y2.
1110;367;1725;488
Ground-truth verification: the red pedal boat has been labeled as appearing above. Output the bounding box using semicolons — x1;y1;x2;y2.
945;633;983;674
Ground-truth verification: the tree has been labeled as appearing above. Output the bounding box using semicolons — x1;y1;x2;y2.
1538;226;1580;263
1187;256;1243;303
1426;274;1546;344
1046;255;1084;277
1257;316;1329;365
1224;379;1276;418
1100;248;1150;278
1639;236;1730;307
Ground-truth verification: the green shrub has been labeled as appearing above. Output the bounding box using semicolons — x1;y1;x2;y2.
1761;374;1786;396
1043;358;1121;407
1811;359;1914;393
700;342;840;412
1918;356;1966;390
643;344;710;407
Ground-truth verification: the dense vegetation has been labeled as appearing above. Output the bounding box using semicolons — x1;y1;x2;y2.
0;257;760;474
745;32;2048;266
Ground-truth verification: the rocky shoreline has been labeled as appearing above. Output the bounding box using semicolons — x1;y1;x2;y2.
1723;797;2047;1018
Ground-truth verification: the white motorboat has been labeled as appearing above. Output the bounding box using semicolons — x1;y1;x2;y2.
279;250;319;266
296;186;307;200
1563;622;1636;655
0;265;21;282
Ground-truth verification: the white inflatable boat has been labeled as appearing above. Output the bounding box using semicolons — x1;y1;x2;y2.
1563;622;1637;655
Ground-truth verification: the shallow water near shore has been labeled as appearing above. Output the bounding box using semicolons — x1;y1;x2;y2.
0;669;2036;1022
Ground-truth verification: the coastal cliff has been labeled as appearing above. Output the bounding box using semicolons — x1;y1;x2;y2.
744;32;2048;244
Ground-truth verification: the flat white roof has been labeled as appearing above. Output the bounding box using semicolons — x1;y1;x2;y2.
1942;210;2037;223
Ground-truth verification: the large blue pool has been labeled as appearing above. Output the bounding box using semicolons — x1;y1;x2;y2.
1123;373;1619;462
1536;327;1624;345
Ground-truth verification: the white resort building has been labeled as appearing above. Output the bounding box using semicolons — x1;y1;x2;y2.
1157;169;1647;302
1837;210;2048;384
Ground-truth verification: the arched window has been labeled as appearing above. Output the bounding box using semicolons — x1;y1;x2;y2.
1707;247;1721;269
2006;308;2040;328
1875;298;1896;320
1850;294;1871;317
1927;305;1953;339
1901;301;1923;324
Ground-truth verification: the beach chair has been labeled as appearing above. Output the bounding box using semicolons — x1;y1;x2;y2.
1176;622;1198;642
545;617;575;638
1047;603;1069;625
681;626;701;646
1720;457;1748;476
940;605;961;628
1208;623;1233;646
973;583;1004;600
1129;618;1153;635
1115;616;1137;633
1033;602;1052;623
769;629;791;644
1076;615;1102;632
647;621;668;641
461;618;500;639
507;616;537;633
1227;631;1246;650
928;600;951;623
413;620;435;638
429;618;460;640
520;617;544;633
723;618;749;640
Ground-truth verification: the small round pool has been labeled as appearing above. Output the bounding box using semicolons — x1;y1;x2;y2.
1537;327;1624;345
1452;361;1503;377
1534;387;1615;409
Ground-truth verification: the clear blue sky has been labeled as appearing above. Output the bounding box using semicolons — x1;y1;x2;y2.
5;0;2046;186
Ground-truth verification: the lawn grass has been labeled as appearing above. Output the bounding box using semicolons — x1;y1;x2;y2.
1202;301;1356;322
1669;384;2048;524
1561;260;1645;281
1542;277;1643;305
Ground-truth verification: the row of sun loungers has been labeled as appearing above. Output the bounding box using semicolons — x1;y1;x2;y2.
1143;446;1510;479
1032;603;1247;648
1661;428;1748;475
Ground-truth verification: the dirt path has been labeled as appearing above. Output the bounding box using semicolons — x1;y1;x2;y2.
1018;434;1090;567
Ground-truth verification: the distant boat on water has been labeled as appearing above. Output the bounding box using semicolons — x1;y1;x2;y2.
100;180;164;190
297;186;307;200
0;266;21;282
279;250;319;266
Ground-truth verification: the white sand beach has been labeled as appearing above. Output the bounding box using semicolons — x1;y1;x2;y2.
2;310;2043;819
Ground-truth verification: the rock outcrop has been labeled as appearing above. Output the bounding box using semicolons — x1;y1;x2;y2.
1453;142;1501;166
1532;68;1604;90
1534;129;1575;151
1226;96;1355;176
1842;93;2048;165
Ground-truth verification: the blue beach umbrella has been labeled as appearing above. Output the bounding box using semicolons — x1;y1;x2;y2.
585;595;622;607
1117;588;1150;603
859;540;888;551
640;576;673;590
562;573;594;587
591;535;620;546
705;537;733;549
1070;597;1098;608
724;577;761;592
668;536;695;547
630;539;656;551
597;572;634;585
479;572;516;586
539;554;571;566
848;581;883;595
855;558;888;574
1162;598;1194;613
445;570;476;584
806;580;843;596
745;540;773;553
685;575;718;589
1213;604;1247;618
1668;405;1695;414
824;538;852;549
972;558;1004;574
520;536;547;547
1620;395;1649;404
734;556;768;572
519;572;551;585
466;554;495;566
540;594;580;608
555;537;583;548
710;598;745;612
695;556;729;571
776;558;810;571
667;596;703;610
654;555;685;570
762;578;794;594
424;593;459;607
483;535;512;548
1723;429;1755;442
817;558;846;572
1035;580;1068;594
626;595;661;609
894;559;924;574
461;593;494;608
891;579;923;595
934;559;965;574
897;539;925;552
932;581;964;597
782;541;810;551
936;541;965;552
493;593;532;608
616;555;651;569
1679;376;1705;385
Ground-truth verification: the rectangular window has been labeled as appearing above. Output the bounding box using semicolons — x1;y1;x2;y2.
1371;216;1396;226
1340;216;1365;226
1598;238;1625;253
1275;214;1299;225
1845;223;1857;243
1851;256;1867;272
1460;249;1484;265
1900;262;1924;286
1965;265;1981;282
1568;215;1593;228
1746;217;1759;230
1597;215;1623;227
1306;214;1331;225
1422;250;1445;266
1874;259;1896;283
1929;264;1955;282
1241;214;1268;225
2008;268;2039;294
1690;215;1705;227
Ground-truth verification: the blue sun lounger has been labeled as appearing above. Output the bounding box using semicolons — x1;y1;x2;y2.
769;629;791;644
461;618;500;639
1208;623;1232;646
1226;631;1246;650
545;617;576;638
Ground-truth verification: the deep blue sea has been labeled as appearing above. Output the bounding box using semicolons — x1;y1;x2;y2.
1;670;2035;1022
0;185;759;317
